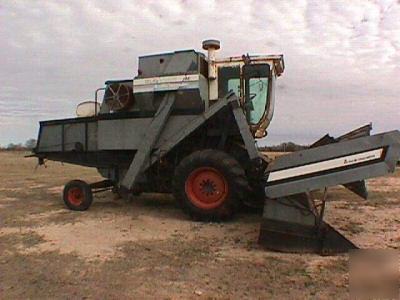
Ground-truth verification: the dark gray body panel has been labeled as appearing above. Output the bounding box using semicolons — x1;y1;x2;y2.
97;115;198;150
36;94;254;152
35;93;260;189
137;50;207;78
37;121;98;152
37;114;201;153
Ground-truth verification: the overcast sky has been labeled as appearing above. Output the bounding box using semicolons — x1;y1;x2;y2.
0;0;399;146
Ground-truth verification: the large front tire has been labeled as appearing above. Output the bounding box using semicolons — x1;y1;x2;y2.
173;149;249;221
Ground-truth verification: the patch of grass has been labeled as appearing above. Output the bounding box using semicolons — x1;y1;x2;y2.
20;232;45;248
44;210;83;225
0;231;45;250
0;250;100;299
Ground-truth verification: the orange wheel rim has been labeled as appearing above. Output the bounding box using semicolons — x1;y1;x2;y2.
68;187;84;206
185;167;228;210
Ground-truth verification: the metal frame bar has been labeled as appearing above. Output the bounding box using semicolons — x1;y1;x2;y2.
121;93;176;190
61;124;65;152
147;93;258;167
84;122;88;151
95;87;106;116
230;100;259;160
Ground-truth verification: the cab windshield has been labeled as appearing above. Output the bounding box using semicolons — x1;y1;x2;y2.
243;64;270;126
219;63;271;127
247;77;269;124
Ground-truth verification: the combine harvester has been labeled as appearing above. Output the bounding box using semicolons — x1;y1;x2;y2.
31;40;400;254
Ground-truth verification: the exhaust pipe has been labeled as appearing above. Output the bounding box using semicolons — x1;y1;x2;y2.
202;39;220;102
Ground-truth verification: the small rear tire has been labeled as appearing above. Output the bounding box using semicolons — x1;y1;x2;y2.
63;180;93;211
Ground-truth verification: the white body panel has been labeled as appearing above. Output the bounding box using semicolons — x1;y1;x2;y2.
133;74;200;93
267;148;384;182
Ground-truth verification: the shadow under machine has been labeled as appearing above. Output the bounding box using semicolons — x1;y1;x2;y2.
32;40;400;254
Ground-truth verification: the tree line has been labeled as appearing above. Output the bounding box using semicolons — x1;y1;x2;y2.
259;141;308;152
1;138;37;151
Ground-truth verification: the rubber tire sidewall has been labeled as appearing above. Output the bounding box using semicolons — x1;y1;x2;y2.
63;180;93;211
173;149;248;221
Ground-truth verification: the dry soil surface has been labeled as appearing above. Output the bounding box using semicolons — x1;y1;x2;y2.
0;151;399;299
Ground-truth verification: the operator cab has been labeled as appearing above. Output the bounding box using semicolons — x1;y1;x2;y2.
215;55;284;138
202;39;284;138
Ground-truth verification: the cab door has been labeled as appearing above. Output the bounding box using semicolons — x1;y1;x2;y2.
242;64;272;137
217;63;272;137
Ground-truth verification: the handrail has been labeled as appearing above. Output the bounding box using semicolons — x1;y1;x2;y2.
95;87;106;115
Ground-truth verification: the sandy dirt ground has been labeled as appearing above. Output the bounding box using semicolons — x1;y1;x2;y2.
0;151;399;299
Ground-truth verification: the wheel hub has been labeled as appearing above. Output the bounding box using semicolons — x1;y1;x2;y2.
185;167;228;210
68;187;84;206
200;179;217;195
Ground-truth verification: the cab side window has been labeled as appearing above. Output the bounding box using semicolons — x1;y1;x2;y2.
228;78;240;96
218;66;240;98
